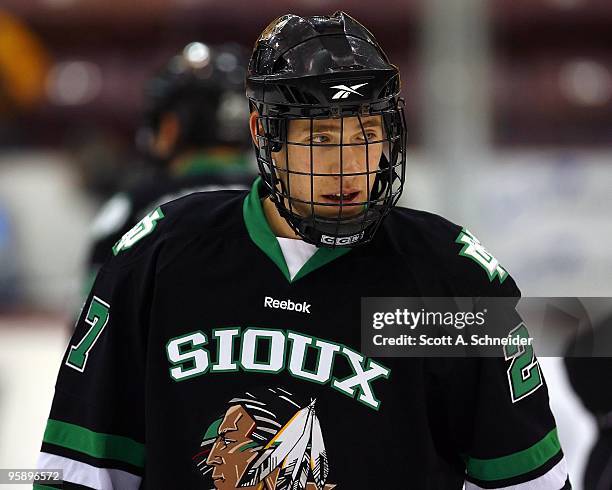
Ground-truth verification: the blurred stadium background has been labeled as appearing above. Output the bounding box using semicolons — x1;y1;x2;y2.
0;0;610;488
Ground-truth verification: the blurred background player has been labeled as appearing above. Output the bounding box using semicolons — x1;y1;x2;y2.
86;42;255;284
565;321;612;490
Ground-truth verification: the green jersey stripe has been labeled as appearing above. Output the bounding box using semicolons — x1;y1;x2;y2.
466;456;568;489
42;419;145;468
466;428;561;481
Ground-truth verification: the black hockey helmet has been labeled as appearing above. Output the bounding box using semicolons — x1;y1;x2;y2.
140;42;250;159
246;11;406;248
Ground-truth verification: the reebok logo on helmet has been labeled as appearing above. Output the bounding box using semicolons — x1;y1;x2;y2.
330;82;368;99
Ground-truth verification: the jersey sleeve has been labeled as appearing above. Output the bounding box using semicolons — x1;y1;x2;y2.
458;358;569;489
87;193;135;271
429;278;571;489
36;238;153;489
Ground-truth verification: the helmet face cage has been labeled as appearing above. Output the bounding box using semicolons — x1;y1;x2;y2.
252;97;407;248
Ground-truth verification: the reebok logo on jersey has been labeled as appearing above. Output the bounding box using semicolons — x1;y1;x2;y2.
264;296;311;314
330;82;368;99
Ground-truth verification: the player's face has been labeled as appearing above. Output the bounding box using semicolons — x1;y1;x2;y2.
206;405;259;490
276;115;384;219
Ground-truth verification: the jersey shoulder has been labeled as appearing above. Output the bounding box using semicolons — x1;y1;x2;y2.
107;188;247;267
382;206;521;297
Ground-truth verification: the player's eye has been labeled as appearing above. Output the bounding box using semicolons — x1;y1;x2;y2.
358;130;379;142
310;134;331;144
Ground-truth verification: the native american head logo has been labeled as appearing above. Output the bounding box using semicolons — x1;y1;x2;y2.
193;387;336;490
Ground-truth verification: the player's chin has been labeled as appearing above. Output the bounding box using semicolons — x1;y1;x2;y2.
312;203;366;219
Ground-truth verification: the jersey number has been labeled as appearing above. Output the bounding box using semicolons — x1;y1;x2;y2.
66;296;110;372
503;323;543;403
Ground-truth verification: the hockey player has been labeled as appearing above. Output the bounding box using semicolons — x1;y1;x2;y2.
87;42;254;278
38;12;570;489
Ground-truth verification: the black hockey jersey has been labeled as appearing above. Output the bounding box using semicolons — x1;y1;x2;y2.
37;178;570;489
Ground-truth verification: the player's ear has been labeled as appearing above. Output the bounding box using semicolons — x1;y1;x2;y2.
249;111;265;148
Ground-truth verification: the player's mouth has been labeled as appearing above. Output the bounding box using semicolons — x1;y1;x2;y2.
320;191;360;204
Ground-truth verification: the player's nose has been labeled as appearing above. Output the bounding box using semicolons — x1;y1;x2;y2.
332;144;370;177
